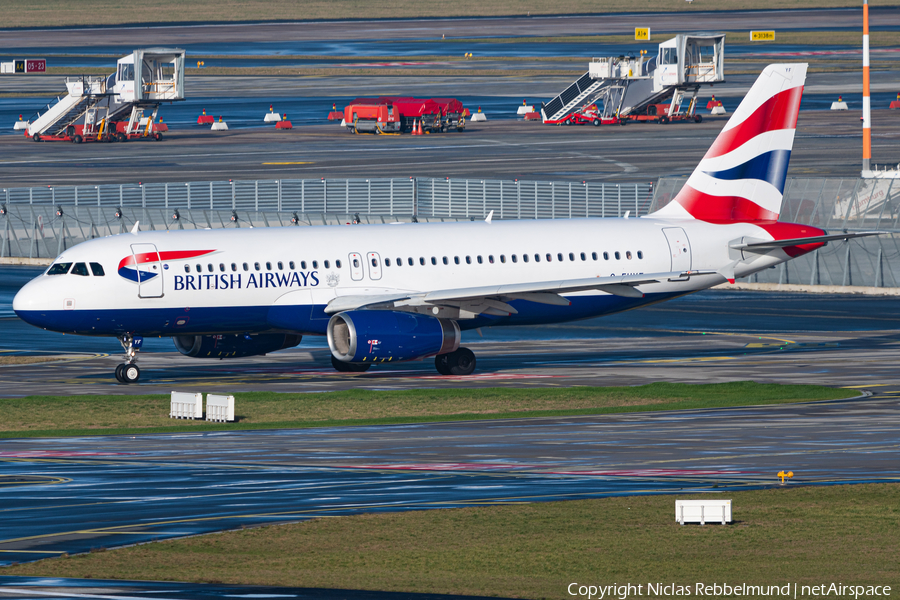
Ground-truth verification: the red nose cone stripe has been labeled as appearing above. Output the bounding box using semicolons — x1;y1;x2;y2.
118;249;215;271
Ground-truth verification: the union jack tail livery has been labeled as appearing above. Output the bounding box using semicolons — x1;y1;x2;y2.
654;63;808;223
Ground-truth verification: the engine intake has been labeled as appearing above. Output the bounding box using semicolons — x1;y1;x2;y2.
173;333;302;358
327;310;459;364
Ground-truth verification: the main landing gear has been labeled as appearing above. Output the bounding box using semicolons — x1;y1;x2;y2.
115;334;142;384
435;347;476;376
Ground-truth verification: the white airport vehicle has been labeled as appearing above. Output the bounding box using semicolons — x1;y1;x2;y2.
13;64;882;383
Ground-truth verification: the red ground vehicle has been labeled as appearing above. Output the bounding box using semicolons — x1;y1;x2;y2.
343;96;465;134
344;102;401;133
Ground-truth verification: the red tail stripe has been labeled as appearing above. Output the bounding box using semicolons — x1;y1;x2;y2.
118;249;215;270
672;186;779;223
704;86;804;159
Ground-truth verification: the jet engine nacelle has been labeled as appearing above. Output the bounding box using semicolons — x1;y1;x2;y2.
173;333;302;358
327;310;460;364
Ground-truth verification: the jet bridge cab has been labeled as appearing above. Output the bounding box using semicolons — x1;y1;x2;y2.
654;33;724;90
113;48;185;103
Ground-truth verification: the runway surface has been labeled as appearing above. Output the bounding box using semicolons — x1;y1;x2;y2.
0;394;898;567
2;109;897;188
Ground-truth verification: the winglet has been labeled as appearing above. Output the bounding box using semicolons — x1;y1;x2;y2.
130;221;140;234
485;210;493;224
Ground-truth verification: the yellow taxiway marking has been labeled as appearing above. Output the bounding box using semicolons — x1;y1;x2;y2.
261;161;314;165
842;384;893;388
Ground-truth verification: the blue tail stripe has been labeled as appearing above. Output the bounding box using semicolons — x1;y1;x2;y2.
703;149;792;193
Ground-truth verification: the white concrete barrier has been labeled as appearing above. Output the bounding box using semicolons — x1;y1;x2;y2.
470;113;487;122
676;499;732;525
264;111;281;123
517;105;535;115
170;391;203;419
211;119;229;131
206;394;235;422
831;101;848;110
710;105;726;115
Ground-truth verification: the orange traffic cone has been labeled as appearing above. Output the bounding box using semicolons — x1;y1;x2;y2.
411;119;419;135
417;119;423;135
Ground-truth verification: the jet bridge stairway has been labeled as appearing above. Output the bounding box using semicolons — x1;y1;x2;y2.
541;33;726;125
26;77;109;140
540;72;616;123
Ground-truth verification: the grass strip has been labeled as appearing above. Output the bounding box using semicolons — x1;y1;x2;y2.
7;483;898;597
0;382;856;438
3;1;897;29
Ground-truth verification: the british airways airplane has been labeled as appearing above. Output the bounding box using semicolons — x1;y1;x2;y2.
12;64;880;383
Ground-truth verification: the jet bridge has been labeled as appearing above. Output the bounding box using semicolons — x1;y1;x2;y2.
26;48;185;142
541;33;725;125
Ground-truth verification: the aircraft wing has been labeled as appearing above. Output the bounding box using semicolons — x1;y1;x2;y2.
325;270;713;315
732;231;886;252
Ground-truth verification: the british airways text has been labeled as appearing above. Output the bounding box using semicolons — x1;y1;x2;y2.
173;271;320;291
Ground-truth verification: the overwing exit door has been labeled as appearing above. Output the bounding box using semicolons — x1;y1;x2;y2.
130;243;164;298
662;227;692;273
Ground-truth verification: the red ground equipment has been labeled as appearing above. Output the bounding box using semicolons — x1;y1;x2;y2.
342;96;466;134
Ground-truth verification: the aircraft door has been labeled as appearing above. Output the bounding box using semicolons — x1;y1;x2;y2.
366;252;382;280
349;252;364;281
130;243;164;298
662;227;692;272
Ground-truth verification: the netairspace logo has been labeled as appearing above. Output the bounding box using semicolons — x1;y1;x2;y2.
567;582;893;599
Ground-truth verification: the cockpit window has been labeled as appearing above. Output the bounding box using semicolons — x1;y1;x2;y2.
47;262;72;275
90;262;105;276
71;263;90;276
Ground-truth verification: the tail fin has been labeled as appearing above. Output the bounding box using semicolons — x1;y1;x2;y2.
654;63;808;223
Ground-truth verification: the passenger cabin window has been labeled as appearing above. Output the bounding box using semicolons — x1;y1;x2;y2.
569;253;575;261
90;262;105;276
385;258;391;267
592;252;598;261
477;256;483;264
289;261;295;270
558;253;564;262
243;263;249;271
408;258;414;266
219;263;225;272
626;251;632;260
442;257;448;265
208;263;213;272
312;260;318;269
196;264;203;272
500;255;506;263
396;258;403;267
278;261;284;270
324;260;330;269
637;251;644;259
465;256;472;264
431;257;437;265
535;254;540;262
71;263;90;276
47;263;72;275
454;256;460;265
615;251;621;260
301;261;307;270
580;252;586;261
184;265;191;273
603;252;609;260
511;255;517;263
523;254;529;263
231;263;237;272
488;255;495;264
336;260;342;269
266;262;272;271
254;262;260;271
546;254;552;262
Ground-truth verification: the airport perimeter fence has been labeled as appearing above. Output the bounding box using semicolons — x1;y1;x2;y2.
0;177;653;259
652;177;900;288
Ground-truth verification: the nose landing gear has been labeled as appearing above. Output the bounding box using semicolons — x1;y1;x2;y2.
115;334;142;384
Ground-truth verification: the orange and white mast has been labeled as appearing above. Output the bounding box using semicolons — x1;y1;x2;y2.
862;0;871;172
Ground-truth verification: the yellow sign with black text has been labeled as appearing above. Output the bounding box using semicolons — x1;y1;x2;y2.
750;31;776;41
635;27;650;41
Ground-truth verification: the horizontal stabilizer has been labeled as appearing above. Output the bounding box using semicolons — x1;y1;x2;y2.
732;231;885;252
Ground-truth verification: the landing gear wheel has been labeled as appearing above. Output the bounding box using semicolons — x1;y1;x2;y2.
331;355;371;373
72;134;83;144
32;134;41;142
435;353;452;375
115;363;126;383
154;132;163;141
436;347;476;376
694;114;703;123
116;132;127;142
122;363;140;383
592;118;600;126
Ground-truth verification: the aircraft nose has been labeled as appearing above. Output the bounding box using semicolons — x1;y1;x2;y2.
13;278;49;323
